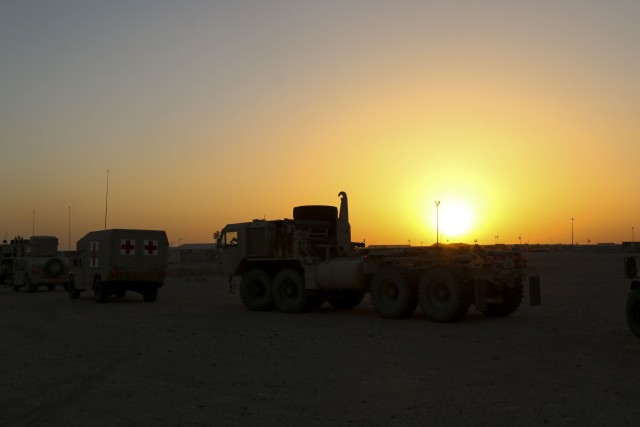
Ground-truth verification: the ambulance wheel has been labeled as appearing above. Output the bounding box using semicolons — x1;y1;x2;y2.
239;269;274;311
68;277;80;299
370;267;417;318
272;269;307;313
626;288;640;338
143;288;157;302
94;278;109;303
418;267;471;323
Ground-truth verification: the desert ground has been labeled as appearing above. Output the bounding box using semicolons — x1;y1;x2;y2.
1;250;639;426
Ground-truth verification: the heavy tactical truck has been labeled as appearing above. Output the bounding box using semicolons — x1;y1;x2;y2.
8;236;68;292
624;256;640;337
68;229;168;303
217;192;541;322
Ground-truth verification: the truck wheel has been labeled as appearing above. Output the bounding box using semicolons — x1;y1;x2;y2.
94;278;109;303
327;291;364;309
626;288;640;337
273;269;307;313
370;267;417;319
240;270;274;311
418;267;471;323
483;275;524;317
143;288;157;302
26;275;37;293
68;277;81;299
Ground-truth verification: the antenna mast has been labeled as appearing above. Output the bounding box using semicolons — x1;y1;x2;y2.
104;169;109;230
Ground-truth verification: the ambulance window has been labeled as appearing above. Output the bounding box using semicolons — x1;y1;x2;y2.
224;231;238;246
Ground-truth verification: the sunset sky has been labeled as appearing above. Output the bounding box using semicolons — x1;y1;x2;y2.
2;0;639;248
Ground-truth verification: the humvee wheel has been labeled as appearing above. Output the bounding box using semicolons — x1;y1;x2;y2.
483;276;524;317
94;277;109;303
370;267;417;318
273;269;307;313
626;288;640;337
418;267;471;323
26;275;37;293
9;276;19;292
143;288;157;302
240;270;274;311
68;277;80;299
327;291;364;310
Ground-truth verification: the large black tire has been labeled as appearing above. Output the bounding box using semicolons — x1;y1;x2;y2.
626;288;640;338
68;277;80;299
483;276;524;317
327;291;364;310
239;270;274;311
94;277;109;303
143;288;158;302
272;269;307;313
370;267;417;319
418;267;471;323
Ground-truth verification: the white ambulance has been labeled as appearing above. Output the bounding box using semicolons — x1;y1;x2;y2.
68;229;168;303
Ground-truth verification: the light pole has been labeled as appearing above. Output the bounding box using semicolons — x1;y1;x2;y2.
570;217;574;246
633;226;635;252
104;169;109;230
435;201;440;248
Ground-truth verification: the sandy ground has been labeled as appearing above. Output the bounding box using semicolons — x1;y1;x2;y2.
1;251;639;426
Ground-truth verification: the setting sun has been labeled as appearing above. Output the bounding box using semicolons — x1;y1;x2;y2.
432;201;476;242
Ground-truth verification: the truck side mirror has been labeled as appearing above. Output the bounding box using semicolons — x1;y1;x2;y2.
626;257;638;278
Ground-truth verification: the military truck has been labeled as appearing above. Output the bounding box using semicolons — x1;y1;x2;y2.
216;192;540;322
624;256;640;337
68;229;168;303
9;236;68;292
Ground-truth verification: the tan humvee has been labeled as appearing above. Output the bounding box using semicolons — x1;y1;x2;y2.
68;229;168;303
9;236;69;292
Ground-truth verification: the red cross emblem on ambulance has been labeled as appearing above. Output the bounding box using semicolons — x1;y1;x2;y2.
90;241;99;267
120;239;136;255
143;240;158;255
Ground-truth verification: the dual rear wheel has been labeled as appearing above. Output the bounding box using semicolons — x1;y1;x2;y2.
239;268;365;313
240;268;308;313
369;266;471;322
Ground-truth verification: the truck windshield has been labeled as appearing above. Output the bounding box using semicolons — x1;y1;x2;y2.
222;231;238;247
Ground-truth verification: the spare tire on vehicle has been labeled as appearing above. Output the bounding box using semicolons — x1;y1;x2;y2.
292;205;338;221
45;257;65;278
